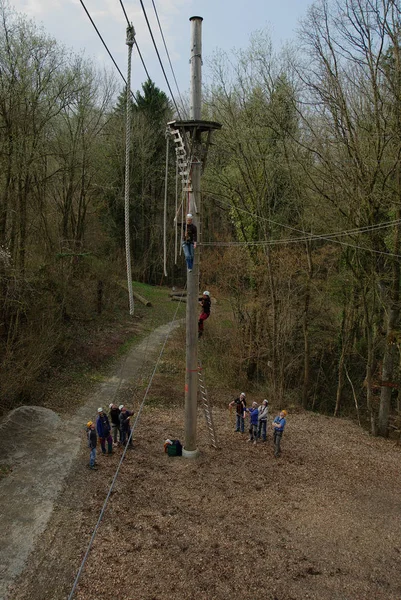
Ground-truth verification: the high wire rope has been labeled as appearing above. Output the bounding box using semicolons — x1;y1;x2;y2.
150;0;186;111
118;0;151;81
210;195;401;241
134;40;151;81
79;0;127;84
202;233;401;258
204;196;401;257
79;0;145;96
118;0;130;23
138;0;182;118
124;25;135;315
67;290;187;600
201;218;401;246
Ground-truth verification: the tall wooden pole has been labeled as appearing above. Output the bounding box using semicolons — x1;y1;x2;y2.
183;16;203;458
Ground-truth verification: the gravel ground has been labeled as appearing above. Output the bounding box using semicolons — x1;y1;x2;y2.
9;405;401;600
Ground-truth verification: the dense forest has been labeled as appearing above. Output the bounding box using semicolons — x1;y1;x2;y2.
1;0;401;438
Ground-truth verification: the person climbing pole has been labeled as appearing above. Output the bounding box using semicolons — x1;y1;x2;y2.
198;290;211;339
182;213;197;272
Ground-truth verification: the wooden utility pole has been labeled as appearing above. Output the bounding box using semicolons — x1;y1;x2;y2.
182;16;203;458
166;17;221;458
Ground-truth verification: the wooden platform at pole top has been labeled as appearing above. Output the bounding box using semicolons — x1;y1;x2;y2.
167;119;222;133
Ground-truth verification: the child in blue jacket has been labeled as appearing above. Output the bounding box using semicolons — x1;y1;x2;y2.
272;410;287;457
246;402;259;444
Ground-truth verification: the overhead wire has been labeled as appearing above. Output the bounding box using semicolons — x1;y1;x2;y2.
79;0;150;96
201;236;401;258
137;0;182;118
79;0;127;84
134;41;151;81
201;196;401;258
118;0;151;81
150;0;186;111
209;195;401;241
118;0;130;23
67;289;187;600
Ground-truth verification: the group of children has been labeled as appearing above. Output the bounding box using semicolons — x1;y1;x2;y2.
85;394;287;469
85;404;134;470
229;393;287;457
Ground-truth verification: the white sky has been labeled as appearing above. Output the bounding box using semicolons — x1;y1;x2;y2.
10;0;314;100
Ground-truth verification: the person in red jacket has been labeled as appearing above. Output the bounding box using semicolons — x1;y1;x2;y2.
198;291;211;339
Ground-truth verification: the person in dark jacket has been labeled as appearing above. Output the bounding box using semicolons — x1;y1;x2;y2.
198;291;211;338
229;392;247;433
96;407;113;455
87;421;97;470
119;405;134;447
109;403;121;445
182;213;197;272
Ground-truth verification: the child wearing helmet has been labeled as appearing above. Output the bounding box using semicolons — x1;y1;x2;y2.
198;291;211;339
182;213;197;272
86;421;97;470
245;401;259;444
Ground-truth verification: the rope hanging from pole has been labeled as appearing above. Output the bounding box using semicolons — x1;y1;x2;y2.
174;157;178;265
124;24;135;315
163;133;169;277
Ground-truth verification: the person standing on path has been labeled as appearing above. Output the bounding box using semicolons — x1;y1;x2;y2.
272;410;287;457
229;393;247;433
109;403;121;445
96;408;113;455
258;399;269;441
246;402;259;444
198;291;211;339
182;213;197;272
119;405;134;447
87;421;97;470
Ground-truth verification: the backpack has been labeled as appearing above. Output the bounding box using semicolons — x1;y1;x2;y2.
167;439;182;457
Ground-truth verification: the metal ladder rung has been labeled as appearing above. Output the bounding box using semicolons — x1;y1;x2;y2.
198;360;218;449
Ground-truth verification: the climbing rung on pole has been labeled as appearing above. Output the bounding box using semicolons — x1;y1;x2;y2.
198;360;218;449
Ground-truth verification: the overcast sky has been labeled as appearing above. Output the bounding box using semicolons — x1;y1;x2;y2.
10;0;314;100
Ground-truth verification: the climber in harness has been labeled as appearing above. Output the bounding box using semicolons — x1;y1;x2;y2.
182;213;197;272
198;290;211;339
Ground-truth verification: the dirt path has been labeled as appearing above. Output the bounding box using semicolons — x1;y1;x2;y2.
0;321;180;600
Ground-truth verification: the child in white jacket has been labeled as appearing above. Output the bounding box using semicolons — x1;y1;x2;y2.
257;399;269;441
